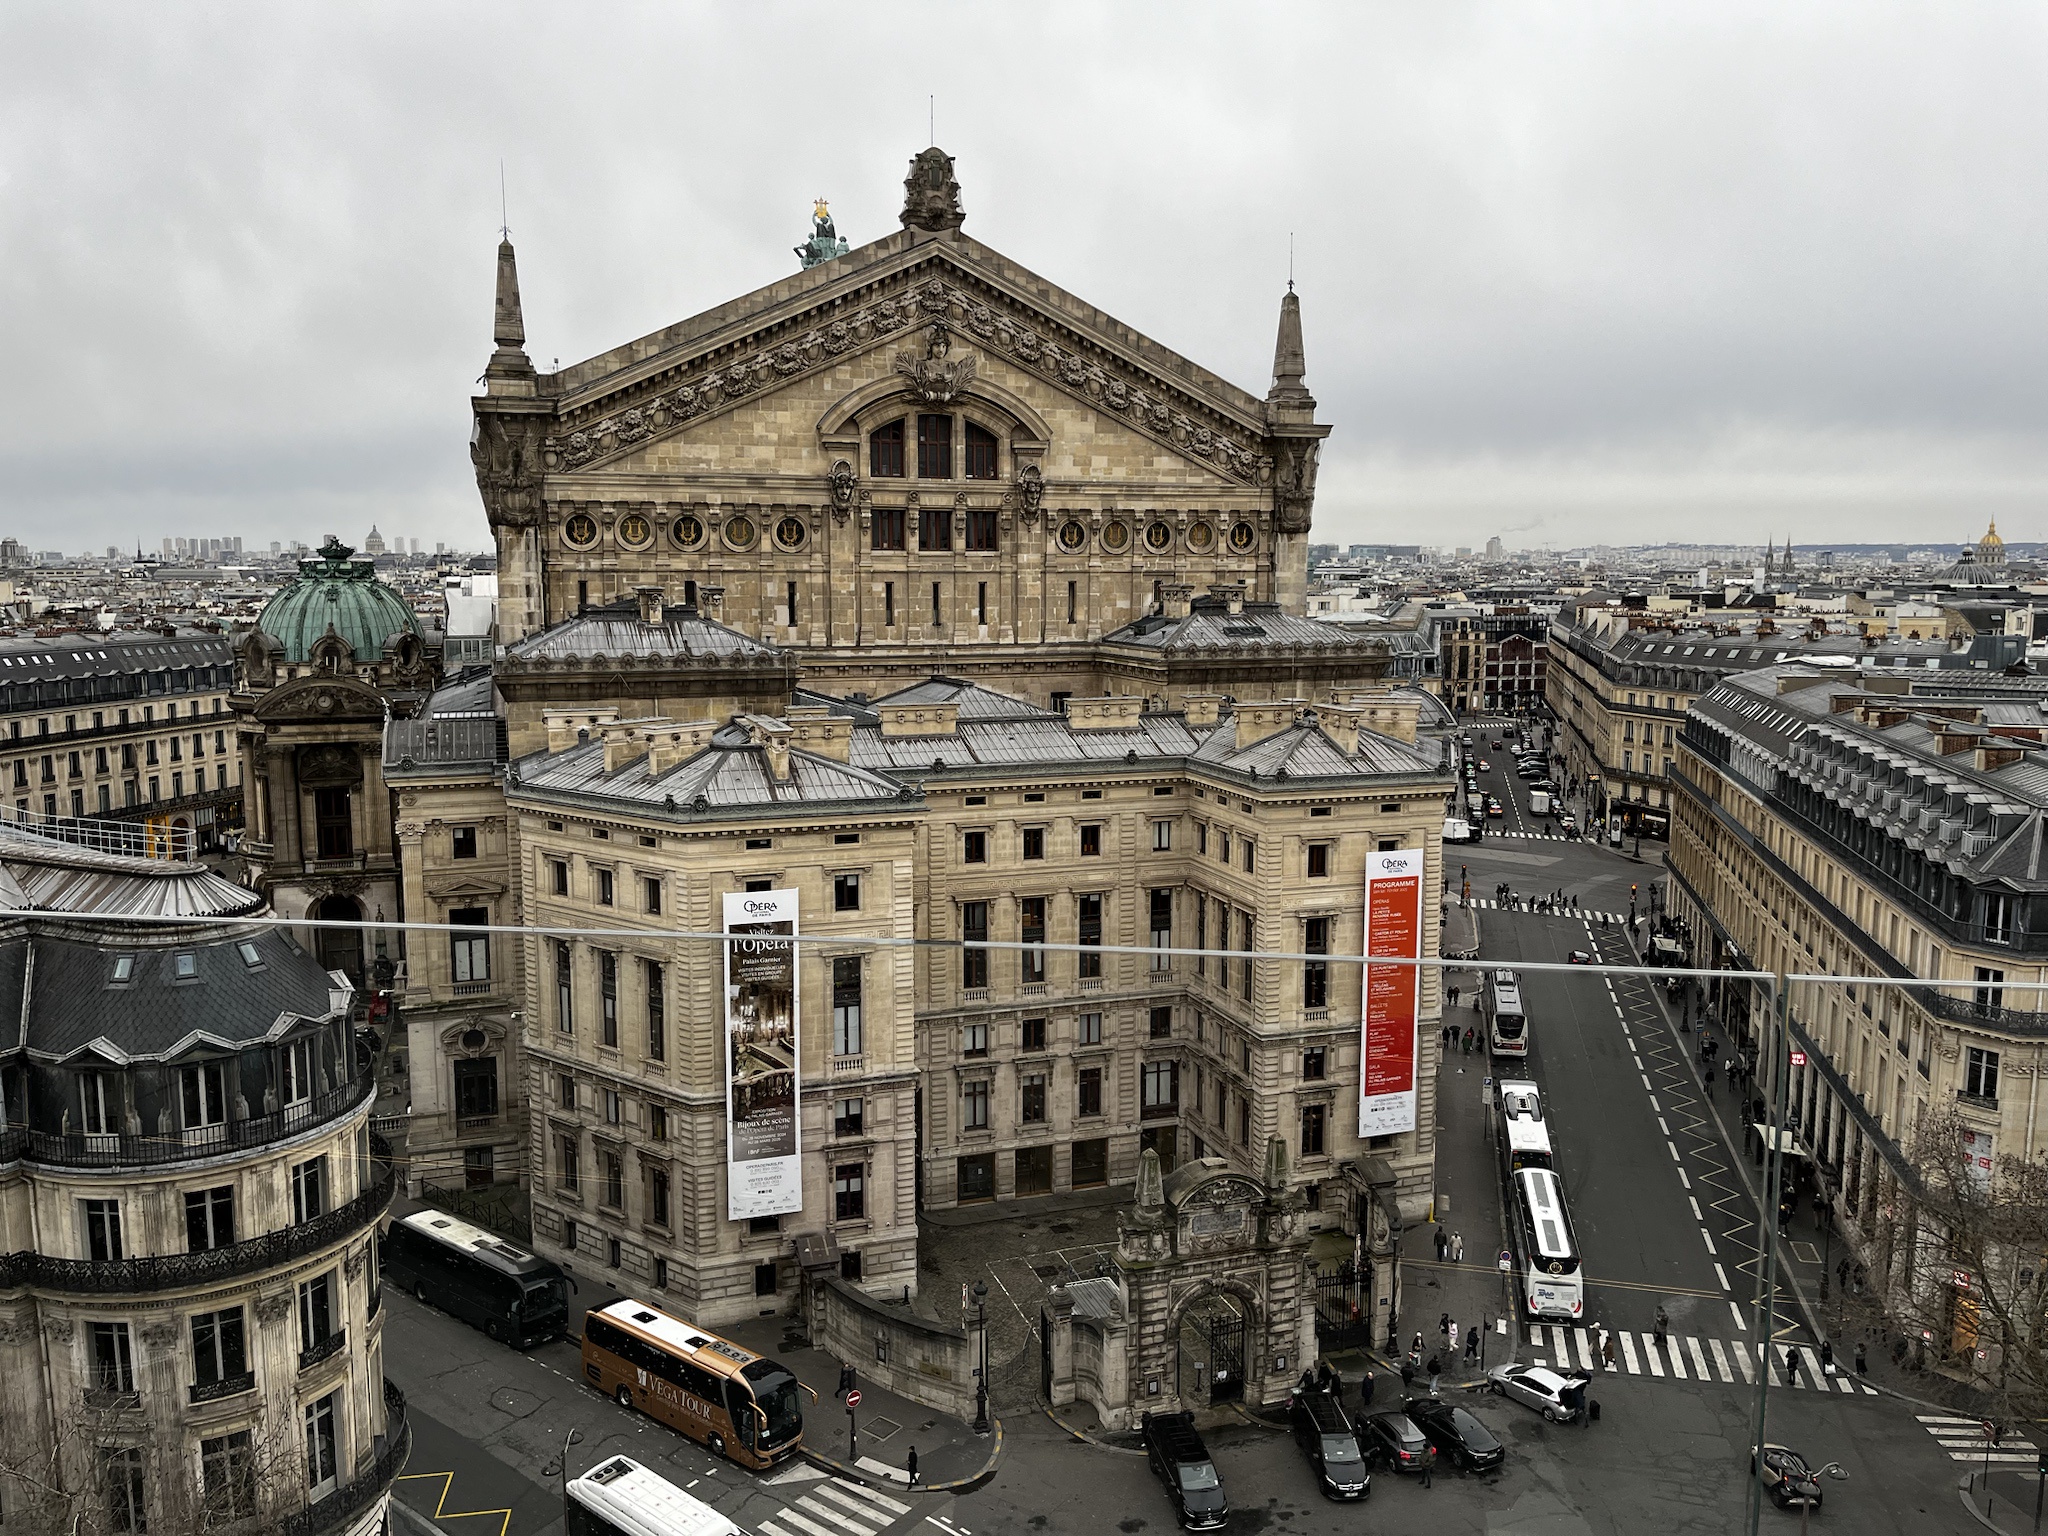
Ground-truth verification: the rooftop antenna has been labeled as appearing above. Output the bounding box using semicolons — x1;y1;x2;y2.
499;159;510;241
929;95;934;145
1288;232;1294;292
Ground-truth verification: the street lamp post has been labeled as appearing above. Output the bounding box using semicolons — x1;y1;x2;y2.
972;1280;990;1435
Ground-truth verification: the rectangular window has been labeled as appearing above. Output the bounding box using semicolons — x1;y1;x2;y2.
1303;1046;1327;1080
870;419;905;477
1300;1102;1327;1157
834;1096;865;1137
449;906;490;984
1141;1060;1178;1113
919;502;953;551
648;1104;668;1141
962;1080;990;1131
1077;893;1103;979
102;1446;146;1533
962;829;987;864
1020;896;1046;983
1307;842;1330;878
602;1150;624;1210
1194;892;1207;978
192;1307;248;1390
596;868;614;907
873;505;906;551
961;901;989;989
644;959;665;1061
312;784;351;859
931;581;943;626
1149;1005;1173;1039
965;506;999;552
1077;1066;1103;1117
962;1019;988;1058
1079;1011;1103;1046
646;1164;671;1228
451;825;477;859
1303;916;1330;1010
304;1391;340;1496
297;1271;336;1350
1243;838;1256;873
557;1133;580;1192
1966;1047;2001;1101
556;940;574;1033
1080;823;1102;857
1149;886;1172;970
185;1186;234;1252
832;955;864;1057
83;1199;123;1262
1021;1072;1047;1123
201;1429;256;1519
1022;826;1045;860
91;1320;135;1396
964;420;999;479
181;1061;227;1130
79;1069;116;1135
600;951;618;1046
1239;911;1256;1001
557;1073;576;1112
454;1057;498;1118
551;860;569;896
834;1163;867;1220
1150;819;1172;852
834;872;861;911
1022;1016;1046;1052
917;413;953;478
291;1156;327;1223
642;876;662;915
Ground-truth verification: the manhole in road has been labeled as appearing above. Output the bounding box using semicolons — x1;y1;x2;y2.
863;1416;902;1443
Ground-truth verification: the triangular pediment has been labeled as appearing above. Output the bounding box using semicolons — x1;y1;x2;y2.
539;236;1278;489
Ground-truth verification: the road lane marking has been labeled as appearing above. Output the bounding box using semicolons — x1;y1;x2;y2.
1657;1117;1670;1135
1639;1334;1664;1377
1619;1332;1640;1372
1714;1263;1730;1290
1678;1168;1691;1190
1708;1338;1734;1382
1576;1331;1597;1371
1733;1341;1755;1383
1700;1228;1717;1256
1729;1301;1746;1331
1667;1337;1688;1379
1689;1197;1703;1221
1688;1337;1712;1379
1666;1141;1680;1160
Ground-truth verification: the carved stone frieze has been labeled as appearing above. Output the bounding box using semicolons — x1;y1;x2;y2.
254;1291;293;1326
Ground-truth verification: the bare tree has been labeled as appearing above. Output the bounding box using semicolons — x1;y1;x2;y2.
1848;1108;2048;1429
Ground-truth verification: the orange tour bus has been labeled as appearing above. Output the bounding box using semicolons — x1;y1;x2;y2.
581;1299;805;1468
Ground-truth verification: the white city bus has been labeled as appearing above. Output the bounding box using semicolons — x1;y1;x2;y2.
566;1455;745;1536
1511;1167;1583;1322
1485;969;1529;1058
1497;1080;1552;1177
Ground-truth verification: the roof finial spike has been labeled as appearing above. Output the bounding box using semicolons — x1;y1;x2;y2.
1267;281;1311;409
499;158;510;242
1288;231;1294;293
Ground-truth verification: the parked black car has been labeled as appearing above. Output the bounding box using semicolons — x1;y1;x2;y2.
1405;1397;1506;1473
1355;1408;1434;1474
1141;1411;1229;1530
1288;1388;1369;1499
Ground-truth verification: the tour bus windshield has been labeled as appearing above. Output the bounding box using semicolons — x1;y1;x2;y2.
742;1360;804;1444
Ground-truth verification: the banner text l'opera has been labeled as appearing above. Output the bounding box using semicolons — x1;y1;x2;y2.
1360;848;1422;1136
723;888;803;1219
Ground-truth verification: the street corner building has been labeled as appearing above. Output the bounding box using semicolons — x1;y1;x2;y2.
377;146;1458;1332
0;822;404;1534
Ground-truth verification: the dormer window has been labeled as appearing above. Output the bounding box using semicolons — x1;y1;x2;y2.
869;419;905;478
237;942;262;969
109;955;134;984
173;952;197;980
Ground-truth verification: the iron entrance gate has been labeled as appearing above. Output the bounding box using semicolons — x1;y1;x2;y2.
1313;1262;1371;1350
1207;1313;1245;1403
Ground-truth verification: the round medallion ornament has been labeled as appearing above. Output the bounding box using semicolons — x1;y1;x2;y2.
1229;520;1257;553
1187;522;1215;553
1057;520;1088;552
1145;521;1172;552
563;513;599;548
617;513;652;548
724;516;757;551
775;516;807;551
671;514;704;549
1101;521;1130;553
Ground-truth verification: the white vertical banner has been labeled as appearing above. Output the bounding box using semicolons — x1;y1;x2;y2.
1360;848;1423;1136
723;889;803;1219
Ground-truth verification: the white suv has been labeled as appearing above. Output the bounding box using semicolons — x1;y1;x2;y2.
1486;1362;1585;1423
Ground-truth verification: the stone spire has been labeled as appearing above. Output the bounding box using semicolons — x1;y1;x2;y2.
1764;537;1775;577
1267;286;1314;411
901;147;964;233
486;237;536;396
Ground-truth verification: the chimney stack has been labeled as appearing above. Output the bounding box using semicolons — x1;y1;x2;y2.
1212;581;1247;616
636;585;665;625
1160;582;1194;621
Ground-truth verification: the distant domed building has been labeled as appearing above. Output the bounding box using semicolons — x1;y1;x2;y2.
360;526;386;557
233;539;438;978
1978;518;2006;569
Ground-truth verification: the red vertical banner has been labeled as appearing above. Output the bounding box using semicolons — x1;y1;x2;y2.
1360;849;1423;1136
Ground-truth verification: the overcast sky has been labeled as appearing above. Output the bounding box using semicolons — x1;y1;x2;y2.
3;3;2044;556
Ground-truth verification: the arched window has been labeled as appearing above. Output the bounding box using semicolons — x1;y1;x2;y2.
870;419;905;478
964;421;999;480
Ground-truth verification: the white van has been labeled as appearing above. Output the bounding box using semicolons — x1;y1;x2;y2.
1528;790;1553;817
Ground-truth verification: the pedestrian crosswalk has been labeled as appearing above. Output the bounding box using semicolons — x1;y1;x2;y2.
1917;1414;2043;1465
1521;1326;1878;1395
1453;896;1632;925
759;1475;913;1536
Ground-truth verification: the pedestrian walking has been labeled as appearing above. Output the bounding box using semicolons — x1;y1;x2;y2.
1452;1232;1465;1263
1435;1228;1449;1263
1360;1368;1376;1406
906;1447;919;1487
1412;1331;1423;1360
1448;1320;1459;1356
1426;1354;1441;1393
1854;1342;1867;1376
1439;1312;1451;1343
1820;1339;1835;1376
1421;1446;1434;1488
1783;1347;1800;1383
1602;1330;1616;1370
1464;1328;1479;1364
1399;1359;1416;1393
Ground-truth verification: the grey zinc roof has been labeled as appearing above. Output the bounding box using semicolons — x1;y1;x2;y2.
9;928;342;1062
871;677;1059;721
1103;600;1381;654
511;738;911;815
0;823;262;918
385;670;508;773
501;601;784;664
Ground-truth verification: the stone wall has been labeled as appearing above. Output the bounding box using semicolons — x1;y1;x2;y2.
809;1275;977;1421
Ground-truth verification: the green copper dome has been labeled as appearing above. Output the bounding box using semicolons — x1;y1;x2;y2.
257;537;422;662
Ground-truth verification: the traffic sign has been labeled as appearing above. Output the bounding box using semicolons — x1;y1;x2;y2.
1498;1250;1512;1273
845;1389;862;1409
1789;1050;1807;1067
